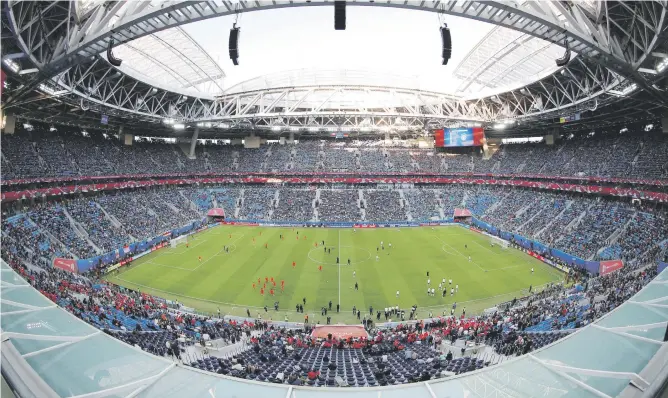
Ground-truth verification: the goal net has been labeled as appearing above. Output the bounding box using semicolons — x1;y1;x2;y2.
490;236;510;249
170;235;188;248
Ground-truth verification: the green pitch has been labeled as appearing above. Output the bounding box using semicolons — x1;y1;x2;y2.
105;225;563;323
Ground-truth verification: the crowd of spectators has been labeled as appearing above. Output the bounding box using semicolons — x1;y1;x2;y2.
322;143;358;172
539;198;592;246
317;190;361;222
237;149;269;172
0;194;663;388
436;186;466;217
212;188;241;212
29;203;97;258
2;184;665;268
273;189;315;221
520;195;569;238
2;216;61;268
403;189;439;221
359;149;387;172
265;144;293;172
364;190;406;222
554;201;635;260
66;198;130;252
3;122;667;180
239;188;275;220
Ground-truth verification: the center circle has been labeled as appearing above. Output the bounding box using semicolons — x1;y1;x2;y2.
307;245;372;266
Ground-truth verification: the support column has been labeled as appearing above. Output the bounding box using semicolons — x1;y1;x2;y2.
288;131;295;144
189;127;200;157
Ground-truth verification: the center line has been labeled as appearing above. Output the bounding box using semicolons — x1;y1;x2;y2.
338;229;341;307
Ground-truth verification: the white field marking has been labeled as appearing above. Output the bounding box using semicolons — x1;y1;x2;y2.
143;260;196;271
486;265;520;272
213;243;238;257
419;281;554;311
472;240;500;256
338;229;341;307
164;237;206;255
307;246;371;266
433;234;487;272
190;233;245;271
110;274;555;317
470;239;522;272
129;233;245;274
440;245;458;256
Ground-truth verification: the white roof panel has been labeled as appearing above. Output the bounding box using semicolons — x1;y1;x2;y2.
114;27;225;96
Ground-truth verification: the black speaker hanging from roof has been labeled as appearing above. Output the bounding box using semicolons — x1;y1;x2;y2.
440;25;451;65
107;39;122;67
229;24;240;66
334;1;346;30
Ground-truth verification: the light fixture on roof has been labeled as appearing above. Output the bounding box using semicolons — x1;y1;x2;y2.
173;123;185;130
657;58;668;73
3;58;20;73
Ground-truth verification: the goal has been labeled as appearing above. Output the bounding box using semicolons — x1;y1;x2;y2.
490;236;510;249
170;235;188;248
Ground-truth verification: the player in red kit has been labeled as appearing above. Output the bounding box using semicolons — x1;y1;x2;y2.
319;265;323;271
270;289;274;296
252;283;256;290
292;261;296;268
260;288;264;295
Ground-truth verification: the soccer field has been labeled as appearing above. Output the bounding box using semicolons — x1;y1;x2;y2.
106;225;563;323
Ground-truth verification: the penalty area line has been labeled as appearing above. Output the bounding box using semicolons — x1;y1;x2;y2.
432;234;487;272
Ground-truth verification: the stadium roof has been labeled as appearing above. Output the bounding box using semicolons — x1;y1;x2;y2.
113;27;226;96
453;25;568;98
127;7;566;97
2;259;667;398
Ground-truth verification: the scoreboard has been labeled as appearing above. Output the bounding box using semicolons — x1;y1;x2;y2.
434;127;485;147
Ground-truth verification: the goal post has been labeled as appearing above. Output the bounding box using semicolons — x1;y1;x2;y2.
170;235;188;248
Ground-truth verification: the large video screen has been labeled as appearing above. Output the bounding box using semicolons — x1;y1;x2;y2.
434;127;485;147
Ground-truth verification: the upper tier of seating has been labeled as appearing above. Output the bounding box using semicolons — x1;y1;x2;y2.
2;123;667;181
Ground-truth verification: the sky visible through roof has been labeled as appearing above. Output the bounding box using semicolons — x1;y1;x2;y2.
182;6;493;93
